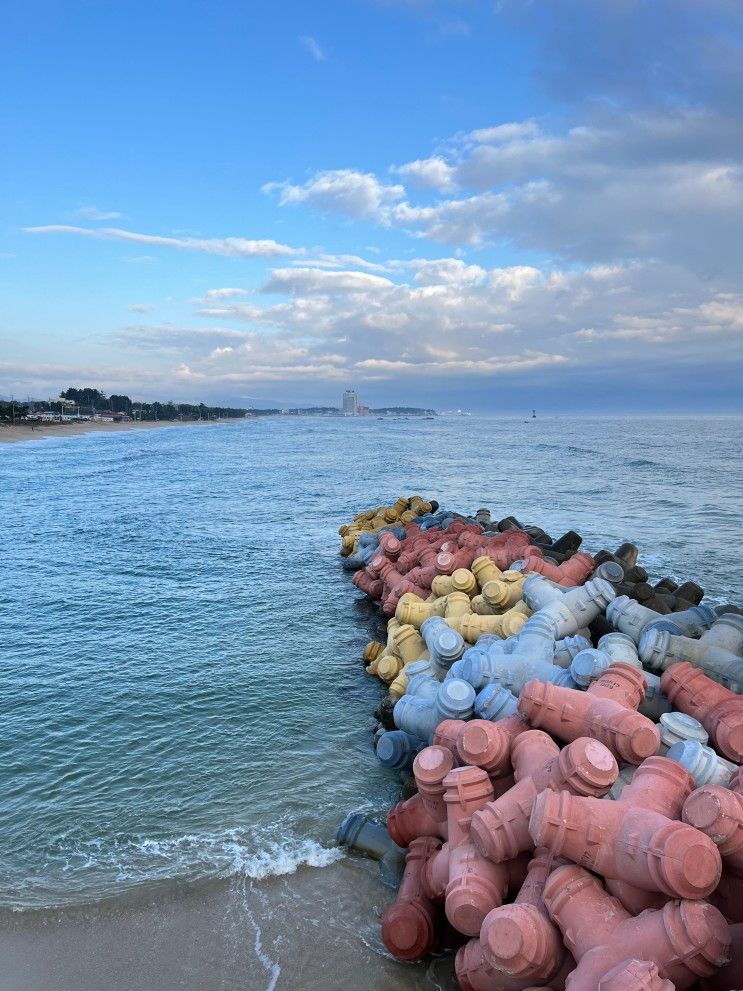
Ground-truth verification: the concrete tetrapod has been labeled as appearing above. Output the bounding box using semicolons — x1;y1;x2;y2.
666;738;737;787
521;575;615;638
457;715;531;778
421;615;467;677
542;864;730;990
381;836;441;960
607;595;716;644
395;593;447;628
683;783;743;872
447;606;530;643
514;552;595;587
386;744;455;846
607;713;707;801
597;959;674;991
469;734;618;864
462;646;577;696
602;755;697;913
476;848;569;988
471;555;505;589
519;661;660;765
432;718;467;760
529;758;721;901
569;631;646;686
643;603;718;638
376;730;427;772
413;745;456;822
701;922;743;991
474;684;520;722
636;670;672;722
552;634;592;668
386;790;448;847
336;812;407;883
479;574;528;611
456;942;572;991
440;765;511;935
640;614;743;691
598;632;641;666
660;661;743;763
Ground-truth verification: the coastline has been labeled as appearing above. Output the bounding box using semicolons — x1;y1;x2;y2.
0;418;238;446
0;859;433;991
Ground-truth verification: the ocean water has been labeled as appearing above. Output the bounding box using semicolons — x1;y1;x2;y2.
1;414;741;990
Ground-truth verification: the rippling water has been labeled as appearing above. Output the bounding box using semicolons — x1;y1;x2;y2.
1;414;741;989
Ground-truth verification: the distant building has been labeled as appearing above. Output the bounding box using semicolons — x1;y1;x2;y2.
95;411;131;423
342;389;358;415
356;404;370;416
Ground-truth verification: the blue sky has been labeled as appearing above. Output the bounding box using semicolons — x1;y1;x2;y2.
2;0;742;411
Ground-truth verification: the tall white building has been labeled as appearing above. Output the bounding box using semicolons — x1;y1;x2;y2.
342;389;357;415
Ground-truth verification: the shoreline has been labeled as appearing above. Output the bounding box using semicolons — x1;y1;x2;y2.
0;418;240;446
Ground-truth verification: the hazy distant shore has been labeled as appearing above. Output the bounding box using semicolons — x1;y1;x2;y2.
0;418;237;446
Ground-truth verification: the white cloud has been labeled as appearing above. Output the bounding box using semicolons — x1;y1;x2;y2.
467;121;540;144
74;206;123;221
262;169;405;219
203;288;249;299
24;225;302;258
409;258;485;286
692;294;743;332
392;156;457;192
298;35;326;61
119;324;253;351
127;303;155;313
306;252;391;273
5;254;741;399
262;108;743;276
261;267;394;294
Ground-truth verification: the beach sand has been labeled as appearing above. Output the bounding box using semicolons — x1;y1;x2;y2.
0;419;236;445
0;858;442;991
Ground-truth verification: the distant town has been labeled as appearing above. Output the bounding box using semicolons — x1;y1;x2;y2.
0;387;437;424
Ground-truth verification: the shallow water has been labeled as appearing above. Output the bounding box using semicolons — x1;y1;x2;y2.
1;414;741;989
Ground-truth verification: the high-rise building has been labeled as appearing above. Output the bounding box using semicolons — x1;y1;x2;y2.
342;389;357;415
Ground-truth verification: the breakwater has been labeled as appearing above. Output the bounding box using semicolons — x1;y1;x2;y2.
2;414;741;990
338;497;743;991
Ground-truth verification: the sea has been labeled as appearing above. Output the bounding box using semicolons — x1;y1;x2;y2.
1;414;741;991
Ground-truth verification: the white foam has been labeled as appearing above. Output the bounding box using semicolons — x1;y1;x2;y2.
245;903;281;991
232;838;344;880
43;828;344;896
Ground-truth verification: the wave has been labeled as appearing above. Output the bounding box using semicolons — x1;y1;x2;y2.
232;838;345;880
3;827;344;910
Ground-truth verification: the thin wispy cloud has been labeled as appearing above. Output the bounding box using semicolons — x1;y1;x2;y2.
298;35;326;61
203;288;250;299
74;206;123;221
23;225;303;259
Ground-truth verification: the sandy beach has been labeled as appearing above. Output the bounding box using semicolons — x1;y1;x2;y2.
0;418;236;446
0;859;436;991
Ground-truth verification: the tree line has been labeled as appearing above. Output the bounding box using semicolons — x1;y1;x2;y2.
59;388;248;420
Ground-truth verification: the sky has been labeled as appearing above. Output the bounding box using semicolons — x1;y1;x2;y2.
1;0;742;412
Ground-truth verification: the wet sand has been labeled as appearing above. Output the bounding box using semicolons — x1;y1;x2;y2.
0;418;237;445
0;858;447;991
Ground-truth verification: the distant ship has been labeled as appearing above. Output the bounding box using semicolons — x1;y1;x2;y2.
532;409;536;418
